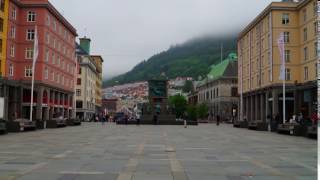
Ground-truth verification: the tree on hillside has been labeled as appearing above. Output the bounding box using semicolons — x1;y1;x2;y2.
169;95;187;119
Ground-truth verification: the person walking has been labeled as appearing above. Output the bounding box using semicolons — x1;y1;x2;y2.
136;112;141;126
216;115;220;126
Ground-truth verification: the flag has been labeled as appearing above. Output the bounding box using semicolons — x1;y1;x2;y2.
32;26;39;68
278;33;285;80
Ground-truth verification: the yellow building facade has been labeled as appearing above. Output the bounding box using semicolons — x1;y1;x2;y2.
238;0;318;126
0;0;9;76
91;55;103;111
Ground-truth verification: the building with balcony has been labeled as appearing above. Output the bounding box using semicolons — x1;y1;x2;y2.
0;0;77;121
238;0;318;125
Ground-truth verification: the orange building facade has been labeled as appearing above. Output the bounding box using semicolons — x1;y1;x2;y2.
3;0;77;121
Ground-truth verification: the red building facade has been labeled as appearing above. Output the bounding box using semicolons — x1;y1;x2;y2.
5;0;77;121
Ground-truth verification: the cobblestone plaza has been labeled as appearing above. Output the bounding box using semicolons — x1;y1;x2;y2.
0;123;317;180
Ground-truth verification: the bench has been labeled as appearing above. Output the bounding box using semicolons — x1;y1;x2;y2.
277;123;303;136
233;121;248;128
248;121;268;131
0;120;7;134
307;126;317;138
46;118;67;128
7;119;36;132
66;119;81;126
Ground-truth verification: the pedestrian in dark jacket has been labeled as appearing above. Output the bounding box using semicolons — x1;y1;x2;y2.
216;115;220;126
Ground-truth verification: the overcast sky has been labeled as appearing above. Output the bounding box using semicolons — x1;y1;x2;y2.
50;0;276;79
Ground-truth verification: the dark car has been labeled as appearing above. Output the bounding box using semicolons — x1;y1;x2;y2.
114;112;125;122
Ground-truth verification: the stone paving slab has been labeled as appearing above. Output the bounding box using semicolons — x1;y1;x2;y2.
0;123;316;179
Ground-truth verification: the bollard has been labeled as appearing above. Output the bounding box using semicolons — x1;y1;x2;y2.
184;120;187;128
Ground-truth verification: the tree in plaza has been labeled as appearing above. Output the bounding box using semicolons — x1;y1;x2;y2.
169;95;187;119
197;103;208;120
186;104;198;121
182;80;194;93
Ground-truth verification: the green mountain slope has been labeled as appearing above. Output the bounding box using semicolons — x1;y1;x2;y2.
103;36;237;87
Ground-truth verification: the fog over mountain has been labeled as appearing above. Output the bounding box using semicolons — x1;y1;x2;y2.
50;0;276;79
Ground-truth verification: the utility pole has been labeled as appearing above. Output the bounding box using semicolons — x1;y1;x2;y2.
220;43;223;63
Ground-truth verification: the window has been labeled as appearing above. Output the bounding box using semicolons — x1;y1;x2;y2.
268;70;272;82
282;13;289;25
53;38;56;49
46;32;50;44
303;9;307;22
26;29;35;40
45;49;49;62
44;67;48;79
10;26;15;38
25;47;33;59
53;20;57;31
315;42;318;57
304;66;308;80
284;32;289;43
59;26;62;35
231;87;238;97
315;22;318;35
67;64;70;73
10;45;15;57
57;73;60;83
315;63;318;78
304;47;308;61
62;76;64;85
25;66;32;77
314;2;318;15
46;15;50;26
51;71;54;81
303;28;307;41
27;11;36;22
57;56;60;66
52;53;55;64
76;89;81;96
9;64;13;77
284;50;290;62
78;67;81;74
0;0;4;12
12;7;16;20
57;41;61;52
62;60;65;69
76;101;83;108
285;68;291;81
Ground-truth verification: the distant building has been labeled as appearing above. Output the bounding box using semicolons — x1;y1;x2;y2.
196;53;238;122
238;0;317;124
102;98;118;114
75;37;103;121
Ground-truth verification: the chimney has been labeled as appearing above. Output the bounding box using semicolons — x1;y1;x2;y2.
79;36;91;55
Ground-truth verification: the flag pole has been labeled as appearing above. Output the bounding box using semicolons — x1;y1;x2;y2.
30;26;38;122
282;35;286;125
283;73;286;124
277;32;286;124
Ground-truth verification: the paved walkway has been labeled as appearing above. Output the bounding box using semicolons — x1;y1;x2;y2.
0;123;317;180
